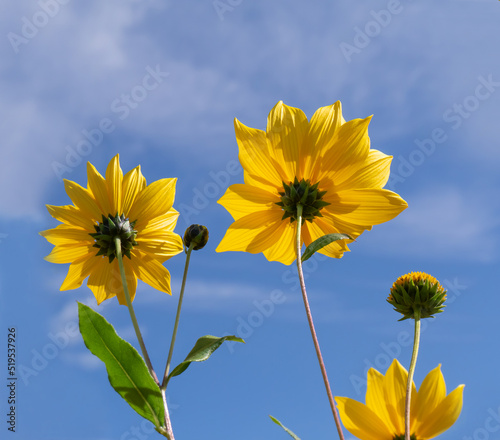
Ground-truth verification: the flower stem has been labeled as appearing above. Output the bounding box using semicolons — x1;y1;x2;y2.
114;238;174;440
161;242;195;390
295;205;345;440
114;238;158;384
405;310;421;440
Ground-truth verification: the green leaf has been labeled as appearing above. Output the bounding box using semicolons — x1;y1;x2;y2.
167;335;244;384
269;415;302;440
77;302;164;428
301;233;351;262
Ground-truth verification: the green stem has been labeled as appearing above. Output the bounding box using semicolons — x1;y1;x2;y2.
114;238;174;440
405;311;421;440
161;243;195;390
114;238;158;384
295;205;345;440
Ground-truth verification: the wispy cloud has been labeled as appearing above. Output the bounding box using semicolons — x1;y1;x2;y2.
364;186;499;262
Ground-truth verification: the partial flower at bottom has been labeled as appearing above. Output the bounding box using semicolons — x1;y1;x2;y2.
335;359;464;440
40;154;184;305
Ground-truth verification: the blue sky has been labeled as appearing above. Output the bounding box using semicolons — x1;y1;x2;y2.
1;0;499;439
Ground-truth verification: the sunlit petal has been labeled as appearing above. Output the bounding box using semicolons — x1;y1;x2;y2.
336;397;393;440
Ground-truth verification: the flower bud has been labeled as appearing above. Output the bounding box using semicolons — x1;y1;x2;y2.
387;272;446;321
183;224;209;250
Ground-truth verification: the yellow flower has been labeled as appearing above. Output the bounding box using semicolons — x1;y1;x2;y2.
336;359;464;440
40;154;184;305
216;101;408;265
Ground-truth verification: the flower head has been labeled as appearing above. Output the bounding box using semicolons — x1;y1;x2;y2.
40;155;184;305
388;272;447;320
216;101;408;265
183;224;209;250
336;359;464;440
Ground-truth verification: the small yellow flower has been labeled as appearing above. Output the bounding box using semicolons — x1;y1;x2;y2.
216;101;408;265
40;155;184;305
336;359;464;440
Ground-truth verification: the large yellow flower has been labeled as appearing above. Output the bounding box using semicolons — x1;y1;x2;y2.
336;359;464;440
216;101;408;265
40;155;184;305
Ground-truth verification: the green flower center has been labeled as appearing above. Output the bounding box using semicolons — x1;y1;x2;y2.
393;434;417;440
89;213;138;263
275;177;330;223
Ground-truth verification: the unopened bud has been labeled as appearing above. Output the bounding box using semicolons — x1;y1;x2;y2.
388;272;446;321
183;224;209;250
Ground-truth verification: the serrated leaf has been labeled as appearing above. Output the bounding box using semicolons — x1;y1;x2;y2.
269;415;302;440
78;302;164;428
166;335;244;384
301;233;351;262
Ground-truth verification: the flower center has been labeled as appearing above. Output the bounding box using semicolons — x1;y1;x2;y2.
393;434;417;440
89;213;138;263
275;177;330;223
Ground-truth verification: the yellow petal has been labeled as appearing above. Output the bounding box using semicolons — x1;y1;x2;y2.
302;216;350;258
413;365;447;433
44;243;96;264
122;165;146;217
234;118;285;192
105;154;123;215
87;162;112;216
320;209;369;239
63;179;102;222
304;101;343;181
140;209;179;233
262;221;297;265
266;101;308;180
366;368;398;435
137;231;184;259
86;258;112;304
128;178;177;229
216;209;285;255
87;257;137;305
336;397;393;440
383;359;413;435
218;184;278;221
332;149;393;192
416;385;464;439
325;188;408;226
60;254;100;290
40;224;94;246
320;116;372;177
45;204;95;230
129;251;172;295
114;258;138;304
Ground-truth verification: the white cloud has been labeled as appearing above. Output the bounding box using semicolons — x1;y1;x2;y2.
364;186;499;261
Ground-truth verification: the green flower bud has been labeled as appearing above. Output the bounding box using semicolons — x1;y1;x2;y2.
183;224;209;250
387;272;446;321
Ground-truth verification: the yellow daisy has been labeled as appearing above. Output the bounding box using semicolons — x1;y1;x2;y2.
216;101;408;265
336;359;464;440
40;154;184;305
